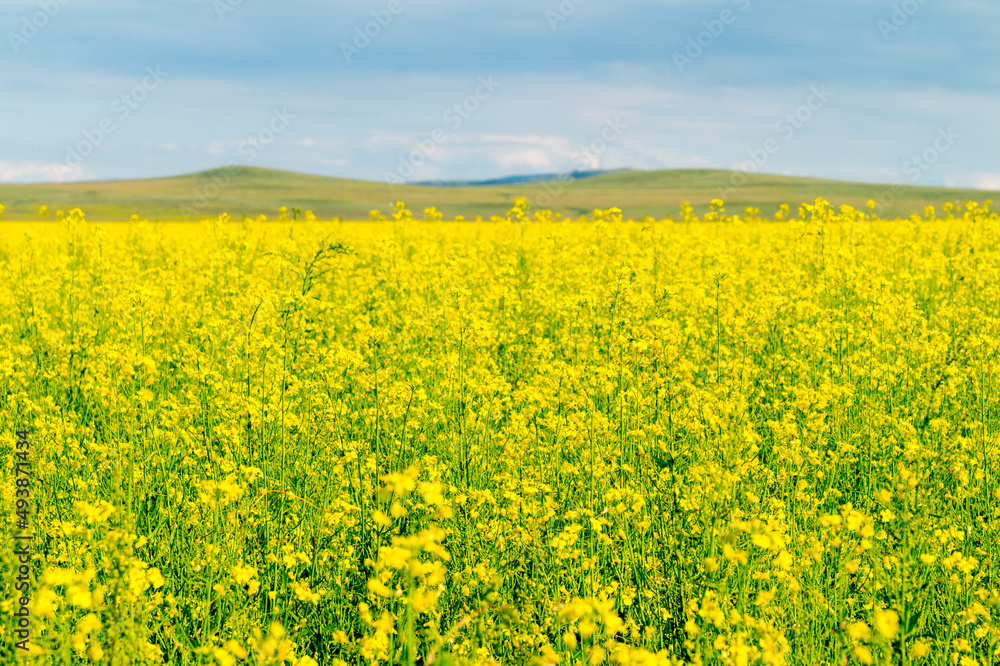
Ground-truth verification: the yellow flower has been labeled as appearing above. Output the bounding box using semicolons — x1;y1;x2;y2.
909;640;931;659
147;567;165;589
291;580;322;604
33;588;59;618
874;607;899;639
75;502;114;524
231;563;257;584
367;578;393;598
846;621;871;641
853;645;873;665
231;564;260;595
214;647;236;666
755;589;776;607
773;550;794;570
226;640;247;659
77;613;101;633
723;543;748;565
67;584;94;608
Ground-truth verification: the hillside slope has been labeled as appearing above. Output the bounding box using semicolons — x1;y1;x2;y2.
0;167;992;221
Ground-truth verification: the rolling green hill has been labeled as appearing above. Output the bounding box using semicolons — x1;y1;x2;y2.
0;167;993;222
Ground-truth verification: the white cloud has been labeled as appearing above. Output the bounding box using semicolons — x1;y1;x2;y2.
0;161;92;183
492;147;558;171
364;130;417;151
971;172;1000;190
207;141;232;156
479;134;571;150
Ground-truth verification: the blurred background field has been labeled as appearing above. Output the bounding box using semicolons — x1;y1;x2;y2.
0;167;991;222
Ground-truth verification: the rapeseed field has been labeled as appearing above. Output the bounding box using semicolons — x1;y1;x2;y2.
1;198;998;665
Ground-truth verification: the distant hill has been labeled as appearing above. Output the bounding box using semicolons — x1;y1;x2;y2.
0;166;992;221
413;168;636;187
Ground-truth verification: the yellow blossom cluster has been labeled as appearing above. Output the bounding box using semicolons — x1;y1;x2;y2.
0;199;998;664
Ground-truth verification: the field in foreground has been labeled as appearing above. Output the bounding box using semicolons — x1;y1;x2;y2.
2;200;1000;665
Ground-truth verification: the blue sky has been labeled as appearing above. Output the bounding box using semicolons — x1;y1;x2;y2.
1;0;998;189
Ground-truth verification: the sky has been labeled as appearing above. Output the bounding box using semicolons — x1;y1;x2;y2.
1;0;998;189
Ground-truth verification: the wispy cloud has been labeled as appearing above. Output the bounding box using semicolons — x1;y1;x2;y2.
971;172;1000;191
0;161;91;183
